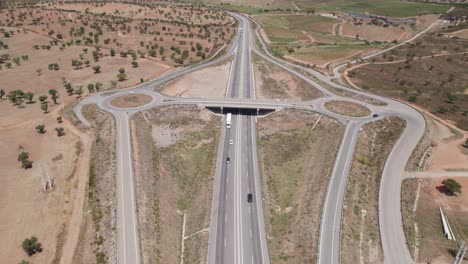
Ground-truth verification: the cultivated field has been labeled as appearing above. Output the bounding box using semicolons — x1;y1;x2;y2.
257;110;343;263
341;117;405;264
131;106;220;264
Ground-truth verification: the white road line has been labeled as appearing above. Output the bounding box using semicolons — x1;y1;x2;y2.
118;115;127;263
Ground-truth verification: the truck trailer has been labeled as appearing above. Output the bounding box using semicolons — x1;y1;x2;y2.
226;113;232;128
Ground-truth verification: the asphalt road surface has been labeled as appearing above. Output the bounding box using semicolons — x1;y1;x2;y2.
73;11;429;264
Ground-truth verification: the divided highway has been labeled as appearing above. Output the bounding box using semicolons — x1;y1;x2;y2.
73;10;427;264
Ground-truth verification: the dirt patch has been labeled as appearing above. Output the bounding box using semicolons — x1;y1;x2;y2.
257;110;344;263
341;117;406;264
110;94;153;108
402;177;468;263
160;62;231;98
324;100;371;117
132;106;220;264
71;105;117;264
341;23;408;42
254;55;323;100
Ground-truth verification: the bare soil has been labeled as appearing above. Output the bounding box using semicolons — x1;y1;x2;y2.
257;110;344;263
324;100;371;117
402;177;468;263
110;94;153;108
131;106;220;264
341;23;408;42
160;61;231;98
72;105;117;264
0;102;82;264
341;117;406;264
254;55;323;100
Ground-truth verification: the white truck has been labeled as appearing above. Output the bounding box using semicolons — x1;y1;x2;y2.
226;113;232;128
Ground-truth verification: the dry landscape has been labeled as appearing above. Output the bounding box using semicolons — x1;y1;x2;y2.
131;106;220;264
0;2;236;263
341;117;406;264
257;110;343;263
253;55;323;100
324;100;371;117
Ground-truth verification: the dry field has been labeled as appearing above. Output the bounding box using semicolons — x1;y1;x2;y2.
0;3;235;66
160;61;231;98
340;22;408;42
131;106;220;264
0;97;86;264
349;53;468;130
324;100;371;117
402;177;468;263
257;110;344;263
72;105;117;264
341;117;406;264
254;55;323;100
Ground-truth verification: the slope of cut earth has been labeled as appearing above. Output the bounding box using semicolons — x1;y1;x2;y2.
254;55;323;100
341;117;406;264
257;110;343;263
132;106;220;264
160;62;231;98
72;105;117;264
0;104;82;264
402;177;468;263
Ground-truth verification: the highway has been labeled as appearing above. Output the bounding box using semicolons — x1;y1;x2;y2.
73;10;428;264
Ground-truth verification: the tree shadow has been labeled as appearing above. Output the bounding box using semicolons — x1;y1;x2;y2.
436;185;457;196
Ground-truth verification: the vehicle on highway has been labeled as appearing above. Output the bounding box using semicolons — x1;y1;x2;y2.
229;139;233;144
226;157;230;164
247;193;253;203
373;114;379;117
226;113;232;128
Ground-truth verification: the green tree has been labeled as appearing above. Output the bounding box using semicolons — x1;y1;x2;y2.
39;95;48;104
48;89;58;104
57;116;63;123
95;82;103;91
446;92;457;104
17;152;29;162
64;83;74;95
19;260;30;264
131;61;138;68
41;103;48;113
93;65;101;74
55;127;65;137
74;87;83;97
0;89;5;100
110;48;115;57
21;236;42;256
117;68;127;82
87;83;95;93
442;179;462;195
36;124;46;134
24;92;34;103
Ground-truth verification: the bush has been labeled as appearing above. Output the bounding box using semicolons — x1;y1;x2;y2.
21;236;42;256
442;179;462;195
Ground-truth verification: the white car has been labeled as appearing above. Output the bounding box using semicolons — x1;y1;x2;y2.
229;139;234;145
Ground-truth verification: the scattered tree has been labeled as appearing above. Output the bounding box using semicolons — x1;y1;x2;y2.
442;179;462;195
117;68;127;81
57;116;63;123
87;83;95;93
21;236;42;256
39;95;48;104
93;65;101;74
74;87;83;97
95;82;103;91
64;83;73;95
24;92;34;103
17;152;33;169
131;61;138;68
41;103;48;114
35;124;46;134
55;127;65;137
0;89;5;100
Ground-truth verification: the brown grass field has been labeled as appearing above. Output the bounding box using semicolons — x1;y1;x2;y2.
257;110;343;263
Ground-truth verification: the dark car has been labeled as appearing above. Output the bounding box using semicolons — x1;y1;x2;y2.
226;157;230;164
372;114;379;118
247;193;253;203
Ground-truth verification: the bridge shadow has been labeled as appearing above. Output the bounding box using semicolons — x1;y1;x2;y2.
205;107;275;116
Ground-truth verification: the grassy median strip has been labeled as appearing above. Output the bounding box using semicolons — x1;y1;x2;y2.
132;106;220;264
257;110;343;263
